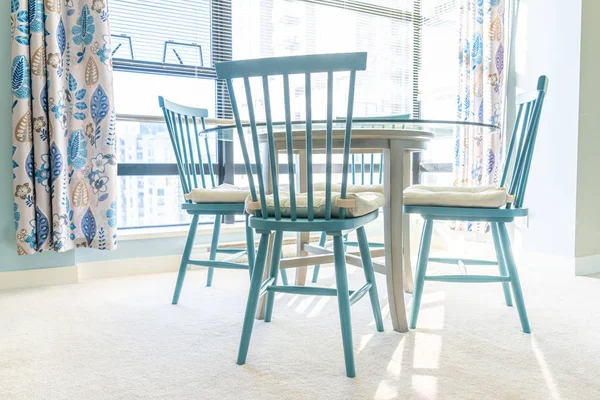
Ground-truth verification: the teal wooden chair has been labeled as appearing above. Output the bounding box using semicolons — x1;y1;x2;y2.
311;113;411;283
216;52;384;378
404;76;549;333
159;97;259;303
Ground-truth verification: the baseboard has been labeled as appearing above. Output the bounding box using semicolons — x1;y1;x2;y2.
77;255;181;281
575;254;600;276
0;266;79;291
516;249;600;276
3;242;596;292
0;255;183;292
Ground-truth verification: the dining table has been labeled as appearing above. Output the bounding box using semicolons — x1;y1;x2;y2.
201;118;501;333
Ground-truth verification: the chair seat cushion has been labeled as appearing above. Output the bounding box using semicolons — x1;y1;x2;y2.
314;182;384;194
245;190;386;218
403;185;509;208
185;184;249;203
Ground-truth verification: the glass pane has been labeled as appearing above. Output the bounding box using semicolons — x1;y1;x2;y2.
420;0;459;120
419;0;459;179
232;0;414;120
117;119;217;165
420;171;454;186
116;117;218;228
420;136;454;164
114;72;216;117
118;176;191;228
117;120;174;164
117;176;222;228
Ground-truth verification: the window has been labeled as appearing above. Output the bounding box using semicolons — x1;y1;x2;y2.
230;0;417;190
111;0;458;228
419;0;459;186
111;0;229;228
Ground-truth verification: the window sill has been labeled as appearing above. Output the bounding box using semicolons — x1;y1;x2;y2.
118;222;246;241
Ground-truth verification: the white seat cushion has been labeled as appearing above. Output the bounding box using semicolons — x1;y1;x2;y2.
245;190;386;218
403;185;509;208
313;182;384;194
185;184;249;203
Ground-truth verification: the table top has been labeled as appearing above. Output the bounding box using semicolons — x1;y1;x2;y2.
201;118;501;142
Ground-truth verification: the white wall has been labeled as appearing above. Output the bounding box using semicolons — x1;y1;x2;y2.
514;0;582;260
575;0;600;260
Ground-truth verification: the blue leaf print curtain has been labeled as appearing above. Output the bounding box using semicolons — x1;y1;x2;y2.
11;0;117;254
455;0;505;232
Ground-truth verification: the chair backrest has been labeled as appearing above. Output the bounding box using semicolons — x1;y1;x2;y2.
216;52;368;221
158;96;216;201
500;75;548;208
348;113;411;185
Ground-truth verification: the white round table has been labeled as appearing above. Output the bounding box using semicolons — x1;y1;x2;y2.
203;119;500;332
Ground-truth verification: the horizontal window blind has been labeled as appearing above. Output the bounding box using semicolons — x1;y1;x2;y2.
232;0;416;120
109;0;458;116
110;0;217;77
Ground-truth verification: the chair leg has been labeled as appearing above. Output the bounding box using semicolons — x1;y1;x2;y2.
409;218;434;329
245;214;255;279
172;214;199;305
265;231;284;323
496;222;531;333
237;233;271;365
206;215;222;287
280;267;289;286
311;231;327;283
403;213;414;294
491;222;513;307
356;226;384;332
333;235;356;378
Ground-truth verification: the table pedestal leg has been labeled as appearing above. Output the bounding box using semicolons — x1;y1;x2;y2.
256;143;276;320
295;151;309;286
403;151;414;294
255;233;275;320
384;142;409;333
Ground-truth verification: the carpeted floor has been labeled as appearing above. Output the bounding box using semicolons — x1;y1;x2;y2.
1;263;599;400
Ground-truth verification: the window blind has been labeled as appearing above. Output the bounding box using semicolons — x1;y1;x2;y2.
110;0;222;78
110;0;458;118
232;0;418;119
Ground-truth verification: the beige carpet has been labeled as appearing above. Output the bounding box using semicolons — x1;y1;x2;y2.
1;263;599;400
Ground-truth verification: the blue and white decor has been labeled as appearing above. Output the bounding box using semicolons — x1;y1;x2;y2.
11;0;117;254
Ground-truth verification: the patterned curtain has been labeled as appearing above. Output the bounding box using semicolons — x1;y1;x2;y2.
454;0;505;231
11;0;117;254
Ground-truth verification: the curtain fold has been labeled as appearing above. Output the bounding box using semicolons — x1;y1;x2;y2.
454;0;505;232
11;0;117;254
